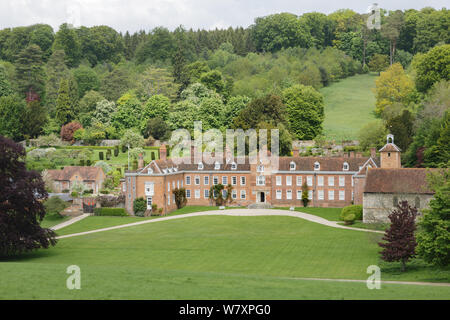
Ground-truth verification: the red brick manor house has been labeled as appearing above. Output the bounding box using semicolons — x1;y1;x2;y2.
122;139;400;215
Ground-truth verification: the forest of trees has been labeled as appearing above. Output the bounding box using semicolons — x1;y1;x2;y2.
0;7;448;162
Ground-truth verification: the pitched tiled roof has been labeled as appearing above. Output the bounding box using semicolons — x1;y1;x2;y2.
48;166;104;181
135;155;376;174
379;143;401;152
364;168;435;194
278;156;371;171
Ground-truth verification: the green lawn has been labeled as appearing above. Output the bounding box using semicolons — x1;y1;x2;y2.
276;206;343;221
2;215;449;299
321;73;377;142
56;206;244;236
40;214;70;229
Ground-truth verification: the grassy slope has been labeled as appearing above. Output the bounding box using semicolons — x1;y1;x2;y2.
56;206;244;236
40;215;70;229
321;73;377;142
2;216;449;299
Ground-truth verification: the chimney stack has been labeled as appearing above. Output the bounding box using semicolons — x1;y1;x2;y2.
159;145;167;161
138;153;144;169
349;151;355;158
370;147;377;159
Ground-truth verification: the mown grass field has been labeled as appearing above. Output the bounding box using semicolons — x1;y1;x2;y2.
321;73;377;142
3;214;449;299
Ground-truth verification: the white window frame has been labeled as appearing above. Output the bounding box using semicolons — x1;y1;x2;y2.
214;162;220;170
339;190;345;201
195;189;200;199
198;162;204;170
231;176;237;186
276;176;282;186
222;176;228;185
343;162;349;171
286;189;292;200
286;176;292;186
204;176;209;185
308;190;313;200
276;190;282;200
204;189;209;199
297;190;302;200
194;176;200;185
186;189;191;198
290;161;296;171
241;176;246;186
256;175;265;186
339;176;345;187
186;176;191;185
240;190;246;199
213;176;219;185
232;190;237;199
314;161;320;171
328;190;334;200
307;176;313;187
328;176;334;186
318;190;324;200
296;176;302;186
318;176;324;187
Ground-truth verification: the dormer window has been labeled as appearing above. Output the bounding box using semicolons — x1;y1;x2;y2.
214;162;220;170
257;165;264;173
231;162;237;170
147;168;153;174
343;162;349;171
162;169;167;174
198;162;204;170
314;162;320;171
290;161;296;171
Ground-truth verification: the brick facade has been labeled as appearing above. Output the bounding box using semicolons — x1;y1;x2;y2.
123;149;378;215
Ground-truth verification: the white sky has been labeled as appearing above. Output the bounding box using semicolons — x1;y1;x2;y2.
0;0;447;33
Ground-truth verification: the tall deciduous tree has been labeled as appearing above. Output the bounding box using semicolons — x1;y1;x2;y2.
381;10;404;65
412;44;450;93
379;201;418;272
374;63;415;116
23;100;47;138
417;170;450;267
0;135;57;257
282;84;324;140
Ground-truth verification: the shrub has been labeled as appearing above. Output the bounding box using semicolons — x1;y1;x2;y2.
44;197;69;216
114;146;119;157
340;205;363;221
86;159;91;166
60;122;83;143
71;191;79;198
100;189;110;194
93;207;128;216
133;197;147;216
99;152;104;160
62;189;70;193
343;214;356;225
83;189;93;195
121;145;127;153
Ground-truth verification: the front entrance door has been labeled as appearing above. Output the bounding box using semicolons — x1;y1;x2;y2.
260;192;265;203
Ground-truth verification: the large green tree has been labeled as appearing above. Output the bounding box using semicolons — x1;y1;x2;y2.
52;23;81;67
45;50;69;115
14;44;46;100
417;170;450;267
251;13;312;52
282;84;324;140
55;78;74;125
73;65;100;99
413;45;450;93
0;95;26;141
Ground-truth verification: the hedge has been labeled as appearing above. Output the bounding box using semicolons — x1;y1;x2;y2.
340;205;363;221
93;207;128;216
